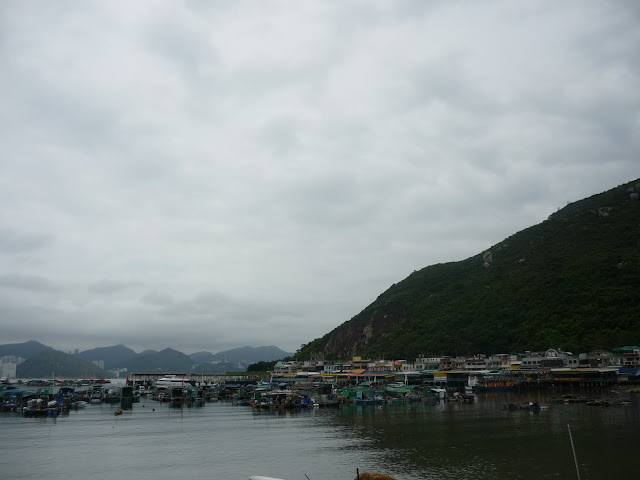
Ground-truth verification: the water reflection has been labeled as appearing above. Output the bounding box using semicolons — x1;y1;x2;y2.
303;393;640;480
1;393;638;480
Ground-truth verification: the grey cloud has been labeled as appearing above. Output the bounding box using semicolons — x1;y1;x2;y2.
0;1;638;355
0;273;58;292
276;170;372;228
88;280;128;295
161;291;299;323
143;9;220;78
0;228;53;254
140;291;175;307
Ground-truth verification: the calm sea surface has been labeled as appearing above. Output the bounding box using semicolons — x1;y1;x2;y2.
1;390;638;480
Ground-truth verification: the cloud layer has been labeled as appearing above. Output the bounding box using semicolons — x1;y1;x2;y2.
1;1;638;354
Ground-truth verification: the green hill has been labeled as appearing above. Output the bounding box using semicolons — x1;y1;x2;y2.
188;351;216;363
17;350;107;378
125;348;195;372
76;344;138;369
300;178;640;359
189;345;292;364
0;340;54;359
188;346;292;373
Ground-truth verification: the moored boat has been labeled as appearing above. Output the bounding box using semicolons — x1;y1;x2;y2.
22;398;61;417
156;375;188;387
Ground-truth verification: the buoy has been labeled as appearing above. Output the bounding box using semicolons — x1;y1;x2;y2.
114;408;123;416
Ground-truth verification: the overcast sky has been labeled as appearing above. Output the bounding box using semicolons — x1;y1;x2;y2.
0;1;638;355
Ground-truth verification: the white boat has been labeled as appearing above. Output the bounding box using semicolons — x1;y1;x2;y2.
156;375;188;386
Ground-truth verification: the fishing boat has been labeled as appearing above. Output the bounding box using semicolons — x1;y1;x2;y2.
120;385;138;409
354;395;384;405
22;398;61;417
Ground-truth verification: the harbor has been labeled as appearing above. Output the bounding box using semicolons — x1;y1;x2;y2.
1;385;638;480
2;361;638;418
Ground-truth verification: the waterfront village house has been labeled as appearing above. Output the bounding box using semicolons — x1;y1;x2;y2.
367;360;394;372
451;357;467;369
302;359;325;372
430;356;467;370
579;351;615;368
487;354;512;370
351;357;370;370
269;346;639;379
613;346;640;369
414;356;442;370
464;355;488;370
400;362;416;372
387;360;414;372
521;349;571;371
323;364;345;374
273;361;298;374
439;357;453;370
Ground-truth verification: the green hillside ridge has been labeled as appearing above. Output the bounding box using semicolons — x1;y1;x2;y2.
17;350;107;378
0;340;53;359
188;351;216;363
125;348;195;372
193;345;293;364
191;360;238;374
188;346;293;373
76;344;138;369
0;341;294;375
299;178;640;360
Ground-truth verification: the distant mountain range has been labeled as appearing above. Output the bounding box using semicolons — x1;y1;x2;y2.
0;340;53;358
126;348;195;372
189;345;292;365
187;345;293;373
76;344;138;370
0;341;292;377
17;350;105;379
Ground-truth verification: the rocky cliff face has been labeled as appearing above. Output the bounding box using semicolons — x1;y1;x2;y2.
322;301;407;358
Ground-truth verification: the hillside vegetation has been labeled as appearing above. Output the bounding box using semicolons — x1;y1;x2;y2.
1;341;293;376
0;340;53;358
17;350;107;378
124;348;195;372
76;344;137;369
300;179;640;359
189;345;292;364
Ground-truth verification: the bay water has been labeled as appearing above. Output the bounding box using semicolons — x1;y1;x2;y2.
1;391;638;480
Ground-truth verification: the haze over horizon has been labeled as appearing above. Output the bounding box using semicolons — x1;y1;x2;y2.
1;1;638;355
1;339;292;358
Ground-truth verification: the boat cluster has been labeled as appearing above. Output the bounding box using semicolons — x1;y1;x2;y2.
503;402;546;412
216;380;474;409
1;387;80;417
548;393;633;407
0;380;141;416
